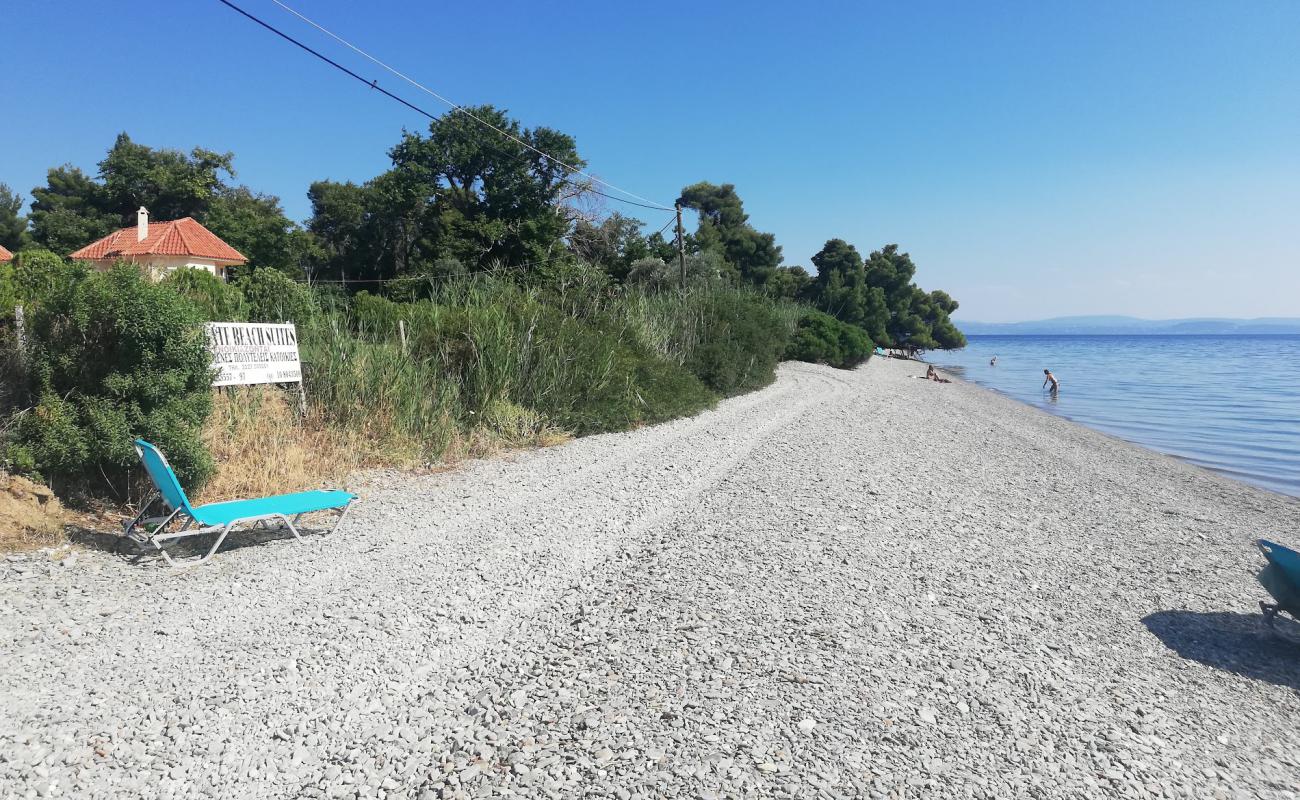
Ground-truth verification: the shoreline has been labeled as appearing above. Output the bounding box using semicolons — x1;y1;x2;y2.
930;361;1300;504
927;335;1300;500
2;357;1298;798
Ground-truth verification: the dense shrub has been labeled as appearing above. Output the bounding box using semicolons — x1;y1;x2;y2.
403;285;716;435
525;259;613;302
0;326;24;419
2;255;93;430
6;264;214;494
238;268;316;325
626;251;727;291
617;287;798;393
0;262;17;319
350;291;410;338
690;290;796;395
9;250;76;305
786;308;873;369
162;268;248;321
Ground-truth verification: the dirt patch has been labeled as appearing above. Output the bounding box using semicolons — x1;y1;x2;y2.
0;472;67;552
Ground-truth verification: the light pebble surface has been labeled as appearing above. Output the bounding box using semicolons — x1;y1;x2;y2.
2;358;1299;799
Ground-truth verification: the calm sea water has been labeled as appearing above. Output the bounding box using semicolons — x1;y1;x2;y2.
932;335;1300;497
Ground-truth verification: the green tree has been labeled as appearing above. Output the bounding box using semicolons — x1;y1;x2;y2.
677;182;782;285
386;105;584;272
29;133;294;265
765;265;814;300
810;239;887;343
97;132;234;223
569;212;651;282
0;183;30;252
307;180;370;282
860;244;964;350
913;288;966;349
645;230;694;263
29;166;119;254
203;186;298;273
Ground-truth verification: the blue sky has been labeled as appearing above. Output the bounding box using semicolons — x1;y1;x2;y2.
3;0;1297;322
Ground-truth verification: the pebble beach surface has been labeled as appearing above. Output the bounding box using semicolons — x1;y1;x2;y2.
2;358;1299;799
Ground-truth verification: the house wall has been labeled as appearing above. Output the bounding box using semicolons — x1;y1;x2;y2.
89;257;231;281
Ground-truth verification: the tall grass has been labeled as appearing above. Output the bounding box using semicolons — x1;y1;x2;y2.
285;277;798;470
303;320;460;462
617;286;801;394
6;269;803;501
198;386;362;503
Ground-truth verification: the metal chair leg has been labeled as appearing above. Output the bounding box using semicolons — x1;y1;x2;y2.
157;542;179;568
122;494;159;536
198;524;234;564
333;503;352;534
276;514;304;542
1261;601;1280;631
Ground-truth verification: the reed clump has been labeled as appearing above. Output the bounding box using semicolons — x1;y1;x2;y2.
4;266;804;509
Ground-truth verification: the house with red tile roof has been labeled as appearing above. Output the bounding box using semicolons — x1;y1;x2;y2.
0;244;13;263
68;207;246;281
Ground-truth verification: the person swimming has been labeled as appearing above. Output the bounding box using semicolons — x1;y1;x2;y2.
1043;368;1059;394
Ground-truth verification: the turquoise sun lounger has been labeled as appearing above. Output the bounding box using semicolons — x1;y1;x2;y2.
123;439;354;566
1257;539;1300;633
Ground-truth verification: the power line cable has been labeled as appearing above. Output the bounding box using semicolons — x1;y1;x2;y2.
303;251;578;285
585;188;675;211
216;0;674;213
266;0;673;211
218;0;443;126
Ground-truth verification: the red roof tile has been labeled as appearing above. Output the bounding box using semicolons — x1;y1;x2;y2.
69;217;246;264
0;244;12;263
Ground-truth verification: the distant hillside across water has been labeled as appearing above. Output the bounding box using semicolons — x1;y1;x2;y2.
955;316;1300;336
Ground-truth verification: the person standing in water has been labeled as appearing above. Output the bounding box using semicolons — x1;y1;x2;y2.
1043;369;1059;394
990;355;998;366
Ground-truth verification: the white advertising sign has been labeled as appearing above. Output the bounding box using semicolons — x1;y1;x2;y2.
205;322;302;387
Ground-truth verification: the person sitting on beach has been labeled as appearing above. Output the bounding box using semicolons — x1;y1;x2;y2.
1043;368;1059;394
925;365;951;383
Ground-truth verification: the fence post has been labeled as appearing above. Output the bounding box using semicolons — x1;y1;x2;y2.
398;319;408;355
14;304;25;364
9;304;28;407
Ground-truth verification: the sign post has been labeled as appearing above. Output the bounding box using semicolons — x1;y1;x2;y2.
204;323;304;406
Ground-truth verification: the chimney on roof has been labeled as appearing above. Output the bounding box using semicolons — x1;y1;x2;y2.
137;207;149;241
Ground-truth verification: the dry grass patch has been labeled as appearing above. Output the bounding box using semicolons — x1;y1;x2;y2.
196;387;367;504
0;472;67;552
196;388;571;505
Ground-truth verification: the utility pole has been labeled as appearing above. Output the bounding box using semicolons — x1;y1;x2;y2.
674;201;686;291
